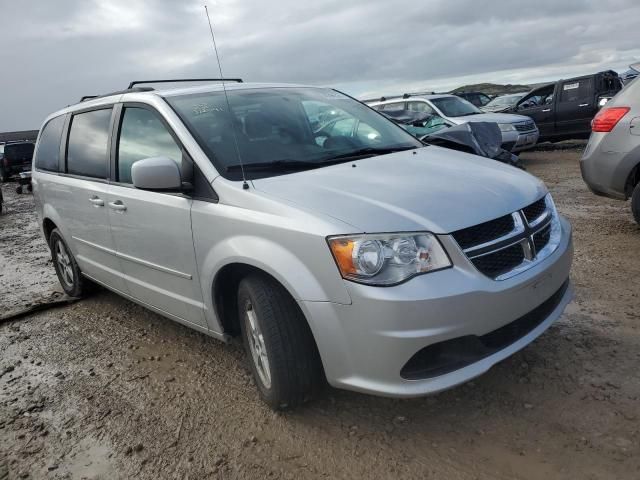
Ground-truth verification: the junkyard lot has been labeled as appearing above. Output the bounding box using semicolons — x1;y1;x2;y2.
1;147;639;480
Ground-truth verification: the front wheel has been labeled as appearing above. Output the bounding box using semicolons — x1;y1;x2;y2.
632;182;640;225
50;228;92;297
237;273;324;410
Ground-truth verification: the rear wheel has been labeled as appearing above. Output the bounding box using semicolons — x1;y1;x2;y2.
632;183;640;225
50;228;92;297
237;273;324;410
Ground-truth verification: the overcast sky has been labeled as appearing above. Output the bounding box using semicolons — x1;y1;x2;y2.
1;0;639;131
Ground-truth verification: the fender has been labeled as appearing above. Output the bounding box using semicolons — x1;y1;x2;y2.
197;235;352;333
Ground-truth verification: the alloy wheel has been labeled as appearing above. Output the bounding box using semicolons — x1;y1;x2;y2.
245;301;272;389
55;239;74;288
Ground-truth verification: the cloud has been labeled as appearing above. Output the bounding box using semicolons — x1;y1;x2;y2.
0;0;638;130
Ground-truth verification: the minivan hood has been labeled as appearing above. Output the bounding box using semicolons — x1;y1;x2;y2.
450;112;530;124
252;147;546;233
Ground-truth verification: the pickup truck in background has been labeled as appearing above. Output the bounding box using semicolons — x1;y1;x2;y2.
0;141;35;182
507;70;623;141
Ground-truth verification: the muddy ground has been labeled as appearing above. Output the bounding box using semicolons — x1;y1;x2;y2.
1;148;639;480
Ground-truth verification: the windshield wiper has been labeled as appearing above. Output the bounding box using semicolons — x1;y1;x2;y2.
225;146;420;173
226;160;317;172
322;145;418;162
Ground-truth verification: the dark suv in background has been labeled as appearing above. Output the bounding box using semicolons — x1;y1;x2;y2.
0;141;35;182
508;70;623;141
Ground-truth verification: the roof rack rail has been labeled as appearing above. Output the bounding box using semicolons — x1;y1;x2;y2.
127;78;243;89
361;91;439;104
403;91;437;97
79;87;155;103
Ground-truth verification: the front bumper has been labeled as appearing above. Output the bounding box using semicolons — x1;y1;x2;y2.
504;128;540;153
301;216;573;397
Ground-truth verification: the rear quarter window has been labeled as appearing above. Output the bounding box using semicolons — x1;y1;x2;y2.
34;115;66;172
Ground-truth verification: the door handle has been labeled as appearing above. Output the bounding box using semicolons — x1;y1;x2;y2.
89;196;104;207
108;200;127;212
542;109;551;112
579;103;589;107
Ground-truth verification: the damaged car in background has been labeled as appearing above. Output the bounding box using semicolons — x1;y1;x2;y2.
33;80;572;409
366;92;539;153
379;109;521;167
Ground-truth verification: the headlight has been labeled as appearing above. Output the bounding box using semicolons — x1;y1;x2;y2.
498;123;516;132
327;232;452;286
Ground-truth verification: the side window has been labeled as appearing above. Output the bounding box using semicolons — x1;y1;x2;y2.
560;79;593;103
407;101;434;114
117;107;182;184
478;94;492;106
34;116;65;172
519;87;554;109
67;109;112;178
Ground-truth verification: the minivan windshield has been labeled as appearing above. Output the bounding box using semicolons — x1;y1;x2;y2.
165;87;422;180
430;96;482;117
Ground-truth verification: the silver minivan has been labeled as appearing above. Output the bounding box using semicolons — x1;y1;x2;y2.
33;81;573;409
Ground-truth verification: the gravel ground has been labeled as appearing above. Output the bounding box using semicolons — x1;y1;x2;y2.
1;148;639;480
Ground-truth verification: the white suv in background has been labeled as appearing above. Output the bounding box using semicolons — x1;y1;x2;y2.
367;93;539;152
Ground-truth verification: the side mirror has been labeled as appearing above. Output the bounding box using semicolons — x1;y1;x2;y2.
131;157;182;191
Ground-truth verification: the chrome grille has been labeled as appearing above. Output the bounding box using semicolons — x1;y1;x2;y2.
451;214;514;250
452;195;560;280
515;121;536;132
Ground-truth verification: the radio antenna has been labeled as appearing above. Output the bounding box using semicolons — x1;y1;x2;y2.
204;4;248;190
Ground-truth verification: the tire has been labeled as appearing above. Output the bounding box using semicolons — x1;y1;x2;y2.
16;186;22;194
237;273;324;410
49;228;92;297
0;168;7;183
632;182;640;225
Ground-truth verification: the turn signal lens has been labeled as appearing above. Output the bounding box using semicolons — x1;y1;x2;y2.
328;232;452;286
592;107;630;132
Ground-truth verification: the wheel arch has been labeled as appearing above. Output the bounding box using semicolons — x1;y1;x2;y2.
211;261;321;339
625;160;640;198
42;217;58;245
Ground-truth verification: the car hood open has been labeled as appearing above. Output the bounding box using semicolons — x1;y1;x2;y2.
252;146;546;234
450;112;532;124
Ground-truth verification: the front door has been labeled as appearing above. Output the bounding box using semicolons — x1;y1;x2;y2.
107;105;206;328
516;86;556;137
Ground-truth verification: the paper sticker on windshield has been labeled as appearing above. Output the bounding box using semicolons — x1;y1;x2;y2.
563;83;579;91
